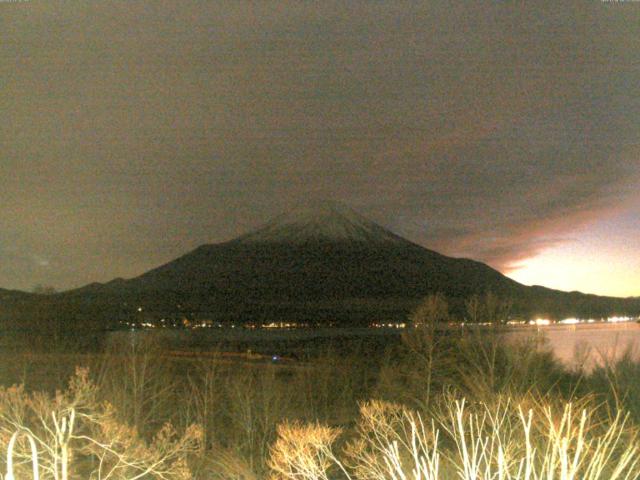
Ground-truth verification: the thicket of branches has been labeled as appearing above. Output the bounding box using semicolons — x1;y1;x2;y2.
1;294;639;479
0;367;201;480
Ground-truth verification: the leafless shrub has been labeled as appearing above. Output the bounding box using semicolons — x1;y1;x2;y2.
94;332;176;436
223;367;295;475
270;394;640;480
0;367;202;480
268;421;344;480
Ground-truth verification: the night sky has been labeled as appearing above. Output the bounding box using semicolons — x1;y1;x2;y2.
2;1;639;296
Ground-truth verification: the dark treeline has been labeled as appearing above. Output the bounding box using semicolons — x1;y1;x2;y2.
2;286;640;338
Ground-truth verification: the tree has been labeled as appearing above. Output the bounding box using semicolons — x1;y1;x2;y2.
464;294;482;323
408;293;449;327
465;292;513;325
393;294;454;410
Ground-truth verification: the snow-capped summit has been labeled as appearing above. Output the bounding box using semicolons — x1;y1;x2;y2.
237;201;403;244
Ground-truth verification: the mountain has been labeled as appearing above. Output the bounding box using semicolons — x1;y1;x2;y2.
0;288;35;301
5;203;640;327
115;202;518;299
0;288;41;325
237;202;406;244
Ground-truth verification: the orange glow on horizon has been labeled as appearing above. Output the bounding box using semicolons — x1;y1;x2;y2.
507;244;640;298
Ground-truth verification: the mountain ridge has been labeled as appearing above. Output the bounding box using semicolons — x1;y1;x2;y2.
2;204;639;327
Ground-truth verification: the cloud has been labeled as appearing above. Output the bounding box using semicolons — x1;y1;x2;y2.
1;1;639;289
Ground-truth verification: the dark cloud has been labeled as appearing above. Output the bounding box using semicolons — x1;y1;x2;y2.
1;1;639;290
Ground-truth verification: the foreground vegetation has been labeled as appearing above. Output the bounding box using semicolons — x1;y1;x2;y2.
1;295;640;479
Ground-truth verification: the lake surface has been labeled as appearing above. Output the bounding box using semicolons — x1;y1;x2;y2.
105;323;640;368
4;322;638;370
509;322;640;370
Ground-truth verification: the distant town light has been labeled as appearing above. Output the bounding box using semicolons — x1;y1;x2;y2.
530;318;551;326
370;322;406;329
559;318;580;324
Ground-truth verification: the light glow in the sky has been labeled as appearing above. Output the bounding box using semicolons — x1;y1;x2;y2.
507;208;640;297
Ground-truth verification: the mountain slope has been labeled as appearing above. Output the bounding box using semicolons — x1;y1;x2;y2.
20;203;640;326
112;202;522;301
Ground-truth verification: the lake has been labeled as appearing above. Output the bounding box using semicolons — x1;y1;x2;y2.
509;322;640;370
3;322;639;371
